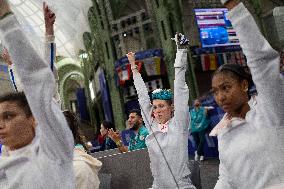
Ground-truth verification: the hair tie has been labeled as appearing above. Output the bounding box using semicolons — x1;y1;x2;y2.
152;89;173;100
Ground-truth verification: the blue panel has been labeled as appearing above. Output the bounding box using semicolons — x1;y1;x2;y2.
194;8;240;48
76;88;90;121
99;70;114;122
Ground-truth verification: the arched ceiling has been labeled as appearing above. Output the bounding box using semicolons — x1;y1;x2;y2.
8;0;92;57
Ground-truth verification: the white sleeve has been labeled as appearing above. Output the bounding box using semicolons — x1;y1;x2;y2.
214;162;233;189
173;49;190;132
227;3;284;126
45;35;61;103
0;15;74;160
133;72;153;133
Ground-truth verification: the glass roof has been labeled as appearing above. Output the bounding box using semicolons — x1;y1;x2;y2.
6;0;92;58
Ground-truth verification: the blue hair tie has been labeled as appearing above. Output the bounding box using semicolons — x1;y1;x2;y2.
152;89;173;100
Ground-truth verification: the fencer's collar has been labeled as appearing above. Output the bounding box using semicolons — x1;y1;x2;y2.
158;121;169;133
209;114;246;136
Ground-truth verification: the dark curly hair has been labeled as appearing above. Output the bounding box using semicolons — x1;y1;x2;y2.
214;64;255;97
0;92;32;117
63;110;87;149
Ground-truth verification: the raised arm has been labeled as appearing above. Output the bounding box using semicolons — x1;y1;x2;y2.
1;46;23;92
127;52;153;132
224;1;284;124
172;33;190;131
0;3;58;95
0;11;74;161
44;2;56;72
43;2;60;103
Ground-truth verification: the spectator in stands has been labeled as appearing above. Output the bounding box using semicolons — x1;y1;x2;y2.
98;120;117;151
210;0;284;188
108;109;149;152
0;1;74;188
124;33;196;188
63;110;89;150
190;99;213;161
96;133;104;146
63;110;102;189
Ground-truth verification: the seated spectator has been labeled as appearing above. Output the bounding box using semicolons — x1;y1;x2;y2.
120;126;136;146
99;120;117;151
63;110;102;189
97;133;104;145
108;109;149;153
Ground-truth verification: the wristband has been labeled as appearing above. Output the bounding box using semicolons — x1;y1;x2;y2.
46;35;55;42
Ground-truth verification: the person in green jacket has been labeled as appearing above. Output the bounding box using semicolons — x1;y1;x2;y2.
190;99;213;161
